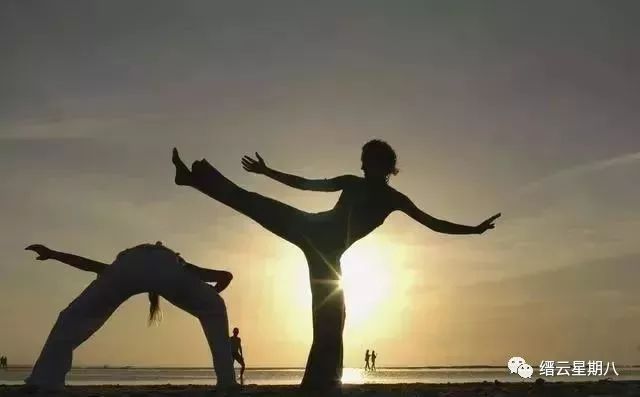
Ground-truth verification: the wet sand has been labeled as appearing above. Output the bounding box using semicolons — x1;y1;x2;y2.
2;380;640;396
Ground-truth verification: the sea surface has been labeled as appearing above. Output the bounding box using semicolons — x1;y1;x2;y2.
2;367;640;386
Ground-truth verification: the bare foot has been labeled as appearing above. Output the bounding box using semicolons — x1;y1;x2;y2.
172;148;192;186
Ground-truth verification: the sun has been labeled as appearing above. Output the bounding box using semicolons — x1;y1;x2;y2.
339;240;395;326
284;235;406;331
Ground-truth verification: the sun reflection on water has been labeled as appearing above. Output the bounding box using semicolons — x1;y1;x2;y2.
341;367;365;384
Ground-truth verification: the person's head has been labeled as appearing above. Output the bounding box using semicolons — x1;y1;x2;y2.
361;139;399;182
233;327;240;336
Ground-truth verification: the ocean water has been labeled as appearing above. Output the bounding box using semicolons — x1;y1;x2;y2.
2;367;640;385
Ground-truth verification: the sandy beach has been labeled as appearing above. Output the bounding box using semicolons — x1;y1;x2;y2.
2;381;640;397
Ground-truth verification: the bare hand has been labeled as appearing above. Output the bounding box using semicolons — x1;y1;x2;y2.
241;153;268;174
475;213;501;234
25;244;55;261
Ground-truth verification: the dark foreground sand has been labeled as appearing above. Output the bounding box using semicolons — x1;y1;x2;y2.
2;381;640;397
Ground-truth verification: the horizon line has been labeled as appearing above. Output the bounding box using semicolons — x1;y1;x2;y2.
5;364;640;370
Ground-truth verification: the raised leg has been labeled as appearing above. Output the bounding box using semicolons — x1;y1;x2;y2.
172;149;306;247
25;277;128;390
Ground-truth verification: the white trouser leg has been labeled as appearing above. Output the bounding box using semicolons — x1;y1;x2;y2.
159;271;236;386
25;276;129;389
26;246;235;388
115;247;236;386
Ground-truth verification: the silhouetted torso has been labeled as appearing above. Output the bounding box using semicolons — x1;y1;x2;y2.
306;176;399;254
230;336;242;355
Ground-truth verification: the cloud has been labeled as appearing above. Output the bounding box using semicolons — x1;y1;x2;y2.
511;150;640;200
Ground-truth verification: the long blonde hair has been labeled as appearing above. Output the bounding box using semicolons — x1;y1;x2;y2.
147;241;171;326
141;241;179;326
148;292;162;326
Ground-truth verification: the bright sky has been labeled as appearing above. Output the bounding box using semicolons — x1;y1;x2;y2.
1;1;640;368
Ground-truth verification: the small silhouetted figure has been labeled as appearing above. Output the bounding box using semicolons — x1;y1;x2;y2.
172;140;501;391
0;356;6;369
364;350;371;371
371;351;377;371
230;327;246;384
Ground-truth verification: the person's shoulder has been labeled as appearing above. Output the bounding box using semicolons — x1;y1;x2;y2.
336;174;361;184
385;186;408;205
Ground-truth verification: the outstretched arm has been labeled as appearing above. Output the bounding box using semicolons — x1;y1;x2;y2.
25;244;109;274
395;194;500;235
184;262;233;293
241;152;355;192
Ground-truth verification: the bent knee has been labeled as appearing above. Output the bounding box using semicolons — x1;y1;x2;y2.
191;288;227;316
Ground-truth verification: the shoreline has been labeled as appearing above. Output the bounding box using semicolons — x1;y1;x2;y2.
2;380;640;396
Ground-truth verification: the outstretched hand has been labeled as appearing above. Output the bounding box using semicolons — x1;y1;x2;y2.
475;213;501;234
25;244;55;261
241;153;268;174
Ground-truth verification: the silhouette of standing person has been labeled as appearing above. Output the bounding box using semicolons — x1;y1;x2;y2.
364;350;371;371
371;351;377;371
172;140;500;391
0;356;6;369
230;327;246;384
23;242;238;393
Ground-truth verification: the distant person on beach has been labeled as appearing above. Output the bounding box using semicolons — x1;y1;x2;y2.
371;351;377;371
23;242;238;393
172;140;500;390
230;327;246;384
364;349;371;371
0;355;6;369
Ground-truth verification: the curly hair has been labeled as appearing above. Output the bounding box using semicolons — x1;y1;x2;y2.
361;139;399;180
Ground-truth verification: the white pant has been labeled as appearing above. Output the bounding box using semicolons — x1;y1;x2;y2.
26;247;236;389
